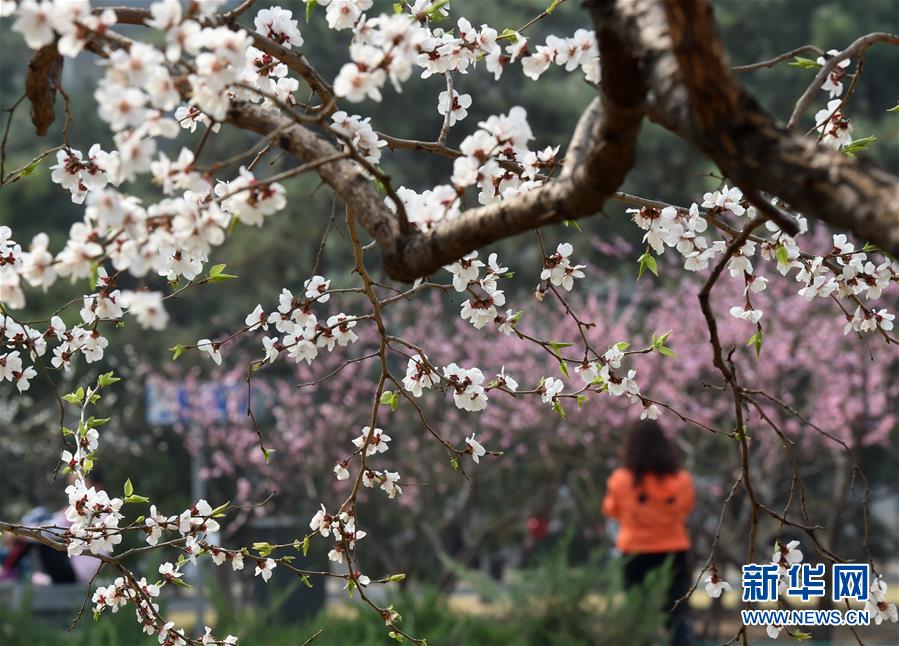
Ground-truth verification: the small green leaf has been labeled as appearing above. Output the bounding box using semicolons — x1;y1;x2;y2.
788;56;820;69
124;494;150;504
792;630;812;641
548;340;574;353
500;28;518;43
392;2;403;14
253;542;273;557
262;448;276;463
19;158;43;177
425;0;450;18
775;242;790;269
449;455;460;470
388;573;406;582
558;360;569;378
124;479;134;497
302;535;310;556
614;341;630;351
301;575;313;588
842;135;876;158
89;263;99;291
888;104;899;112
562;219;582;231
63;387;85;405
552;400;566;419
637;252;658;279
546;0;564;13
207;263;238;282
576;394;588;409
659;346;677;359
748;327;764;357
210;501;230;516
170;344;186;361
98;371;121;387
306;0;317;22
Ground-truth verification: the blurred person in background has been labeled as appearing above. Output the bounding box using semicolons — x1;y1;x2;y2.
1;472;105;585
603;420;695;646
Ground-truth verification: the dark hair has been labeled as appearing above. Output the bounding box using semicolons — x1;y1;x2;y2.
623;420;680;485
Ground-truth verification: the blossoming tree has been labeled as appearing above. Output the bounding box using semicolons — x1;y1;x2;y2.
0;0;897;643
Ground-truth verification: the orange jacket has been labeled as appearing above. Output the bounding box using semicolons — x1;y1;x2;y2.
602;467;694;554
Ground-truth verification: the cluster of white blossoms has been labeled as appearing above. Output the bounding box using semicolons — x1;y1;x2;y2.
331;111;388;167
324;1;597;104
195;278;360;368
310;504;368;566
391;106;544;232
448;251;512;330
540;243;586;292
520;29;600;82
627;183;897;338
810;50;853;149
0;307;111;392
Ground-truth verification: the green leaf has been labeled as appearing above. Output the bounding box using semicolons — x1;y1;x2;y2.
614;341;630;351
788;56;820;69
170;344;186;361
124;494;150;504
658;346;677;359
301;575;313;588
562;219;582;232
306;0;317;22
302;535;310;556
792;630;812;641
576;395;588;409
748;327;764;357
89;263;99;291
388;573;406;582
558;360;569;378
842;135;876;158
888;104;899;112
19;158;43;177
500;28;518;42
380;390;399;411
210;501;230;516
548;340;574;353
637;252;658;279
63;387;85;405
552;400;566;419
97;371;120;387
207;263;238;282
169;576;191;589
449;455;460;470
83;457;94;474
262;448;276;463
253;542;273;557
124;479;134;497
651;330;672;348
546;0;564;13
425;0;450;17
775;242;790;269
392;2;403;14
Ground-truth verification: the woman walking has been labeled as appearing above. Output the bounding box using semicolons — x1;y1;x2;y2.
603;420;695;646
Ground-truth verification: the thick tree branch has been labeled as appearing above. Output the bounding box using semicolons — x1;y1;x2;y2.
633;0;899;256
226;102;400;253
380;0;647;280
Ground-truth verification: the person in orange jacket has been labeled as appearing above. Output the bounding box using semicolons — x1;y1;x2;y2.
603;419;694;646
